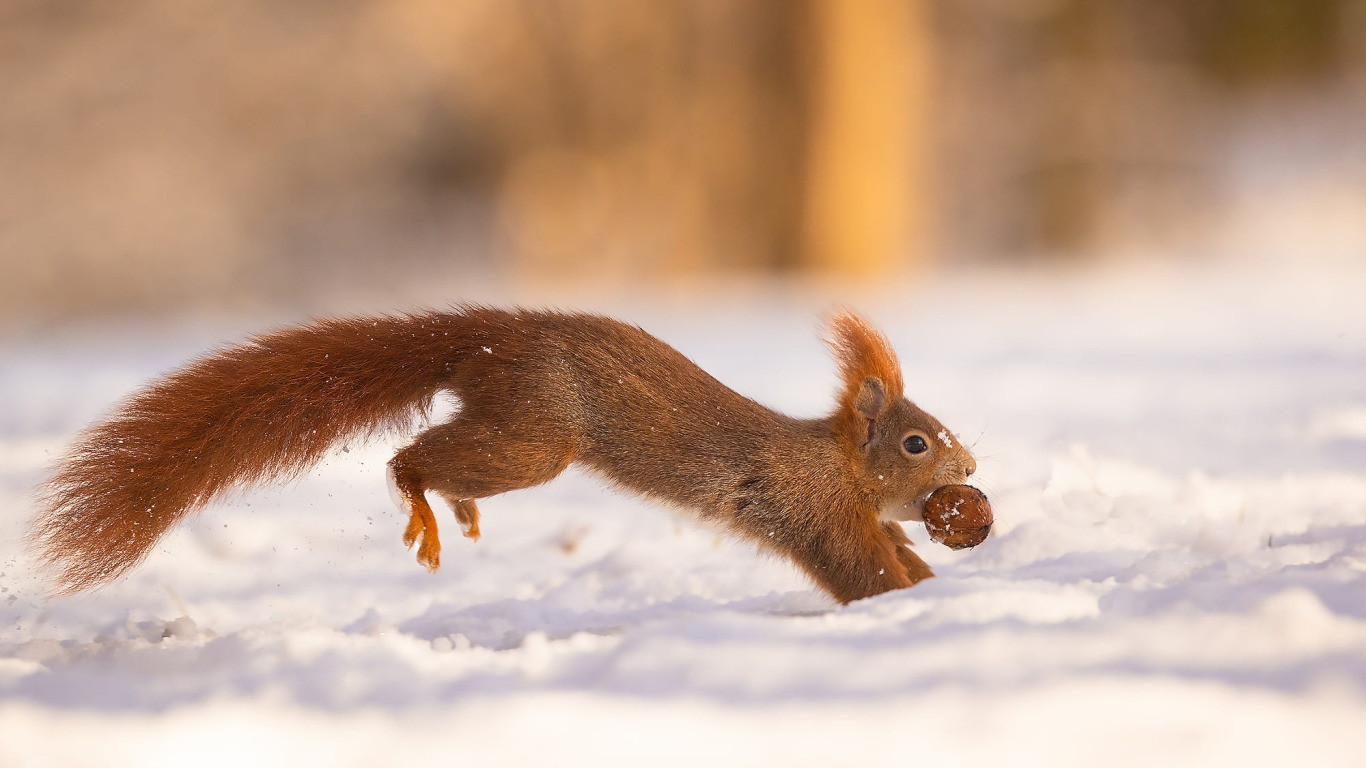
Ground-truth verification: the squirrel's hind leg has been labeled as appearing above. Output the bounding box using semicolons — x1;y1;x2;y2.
443;497;481;541
388;461;444;572
387;417;575;571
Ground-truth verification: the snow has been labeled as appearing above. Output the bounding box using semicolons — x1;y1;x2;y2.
2;263;1365;767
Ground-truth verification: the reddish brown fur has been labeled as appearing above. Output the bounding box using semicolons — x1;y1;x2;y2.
31;307;978;603
828;310;905;402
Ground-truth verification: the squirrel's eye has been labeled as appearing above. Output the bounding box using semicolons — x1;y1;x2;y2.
903;435;928;454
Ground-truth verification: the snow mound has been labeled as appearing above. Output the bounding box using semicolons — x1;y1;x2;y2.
2;265;1364;766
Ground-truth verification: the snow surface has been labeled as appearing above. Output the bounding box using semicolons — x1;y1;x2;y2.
2;263;1365;767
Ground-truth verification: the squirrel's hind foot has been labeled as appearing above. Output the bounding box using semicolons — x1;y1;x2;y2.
390;460;443;572
452;497;481;541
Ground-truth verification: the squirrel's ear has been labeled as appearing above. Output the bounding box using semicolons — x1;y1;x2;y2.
853;376;887;421
849;376;888;450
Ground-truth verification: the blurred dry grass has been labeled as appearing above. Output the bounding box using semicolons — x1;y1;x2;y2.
1;0;1363;327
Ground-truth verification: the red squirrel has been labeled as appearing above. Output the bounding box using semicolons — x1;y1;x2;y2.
31;308;977;604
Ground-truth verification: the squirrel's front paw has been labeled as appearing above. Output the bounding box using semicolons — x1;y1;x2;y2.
882;522;934;585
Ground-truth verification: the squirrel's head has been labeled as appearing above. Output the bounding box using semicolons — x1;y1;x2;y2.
827;310;977;522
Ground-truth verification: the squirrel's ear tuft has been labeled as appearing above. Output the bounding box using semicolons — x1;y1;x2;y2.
826;309;905;409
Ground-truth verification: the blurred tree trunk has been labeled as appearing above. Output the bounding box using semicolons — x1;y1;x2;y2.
802;0;931;277
484;0;814;284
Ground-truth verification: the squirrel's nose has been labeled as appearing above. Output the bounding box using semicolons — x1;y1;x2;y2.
964;455;977;477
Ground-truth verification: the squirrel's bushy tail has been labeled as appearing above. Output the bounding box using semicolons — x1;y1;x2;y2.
31;312;464;594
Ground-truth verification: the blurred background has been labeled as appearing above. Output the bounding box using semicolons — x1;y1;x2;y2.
4;8;1366;760
2;0;1364;328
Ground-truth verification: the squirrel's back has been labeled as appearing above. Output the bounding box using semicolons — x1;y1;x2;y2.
526;313;801;509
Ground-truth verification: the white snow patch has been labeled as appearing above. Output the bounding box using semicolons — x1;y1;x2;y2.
3;265;1366;766
1307;404;1366;443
